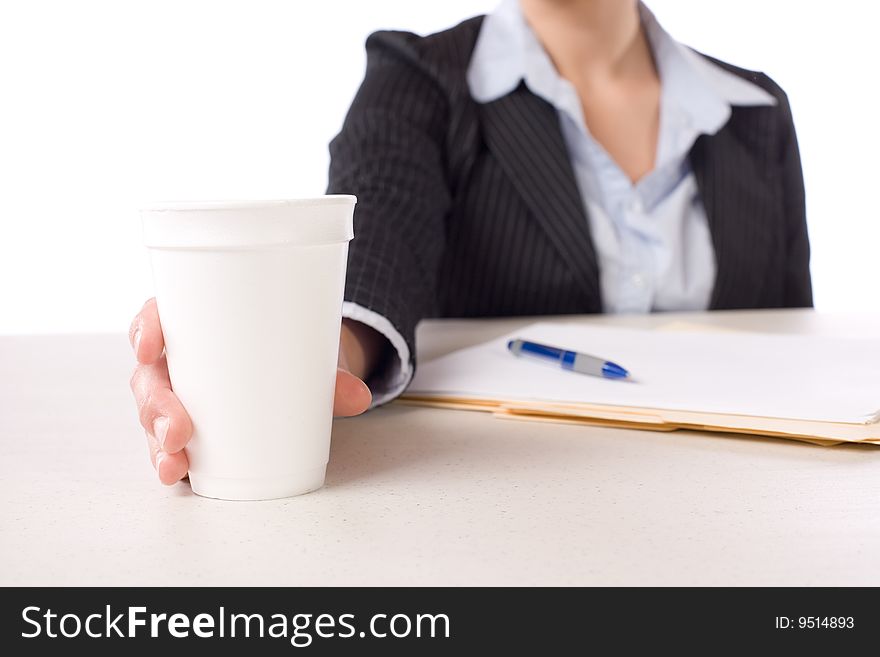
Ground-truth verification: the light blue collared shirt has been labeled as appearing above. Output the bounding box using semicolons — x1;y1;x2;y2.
467;0;776;313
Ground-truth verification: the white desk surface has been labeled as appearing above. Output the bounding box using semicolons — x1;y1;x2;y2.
2;309;880;586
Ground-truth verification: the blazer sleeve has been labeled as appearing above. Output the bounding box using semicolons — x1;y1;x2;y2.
777;90;813;307
327;30;451;378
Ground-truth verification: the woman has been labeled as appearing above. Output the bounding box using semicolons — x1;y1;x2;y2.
130;0;811;485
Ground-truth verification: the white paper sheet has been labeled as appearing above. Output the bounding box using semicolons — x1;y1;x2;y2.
408;322;880;424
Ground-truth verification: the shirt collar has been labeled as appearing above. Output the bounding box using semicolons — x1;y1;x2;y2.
467;0;776;137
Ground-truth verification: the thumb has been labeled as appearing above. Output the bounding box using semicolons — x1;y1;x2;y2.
333;368;371;417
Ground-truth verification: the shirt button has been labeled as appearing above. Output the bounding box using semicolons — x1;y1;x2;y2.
631;273;645;287
627;197;643;214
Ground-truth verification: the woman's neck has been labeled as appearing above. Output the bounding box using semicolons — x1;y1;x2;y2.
519;0;651;83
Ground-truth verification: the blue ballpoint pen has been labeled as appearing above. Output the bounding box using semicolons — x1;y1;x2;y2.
507;338;630;380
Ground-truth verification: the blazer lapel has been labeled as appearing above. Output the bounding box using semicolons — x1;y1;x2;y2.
691;120;778;310
479;84;602;308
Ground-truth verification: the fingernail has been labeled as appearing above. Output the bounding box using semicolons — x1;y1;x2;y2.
153;416;169;448
133;327;142;356
156;450;167;475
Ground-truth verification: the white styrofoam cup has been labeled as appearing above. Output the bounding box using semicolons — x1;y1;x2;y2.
141;196;356;500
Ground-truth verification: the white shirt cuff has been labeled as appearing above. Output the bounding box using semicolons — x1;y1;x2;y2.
341;301;413;408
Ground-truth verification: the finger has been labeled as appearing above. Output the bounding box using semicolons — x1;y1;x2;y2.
157;449;190;485
130;356;194;454
130;298;165;365
333;368;371;417
146;432;190;485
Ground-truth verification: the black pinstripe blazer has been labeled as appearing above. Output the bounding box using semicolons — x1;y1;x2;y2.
327;16;813;371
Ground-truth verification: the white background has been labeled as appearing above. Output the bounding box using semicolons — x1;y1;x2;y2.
1;0;877;335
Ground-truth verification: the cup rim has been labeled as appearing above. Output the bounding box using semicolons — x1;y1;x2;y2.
140;195;357;213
